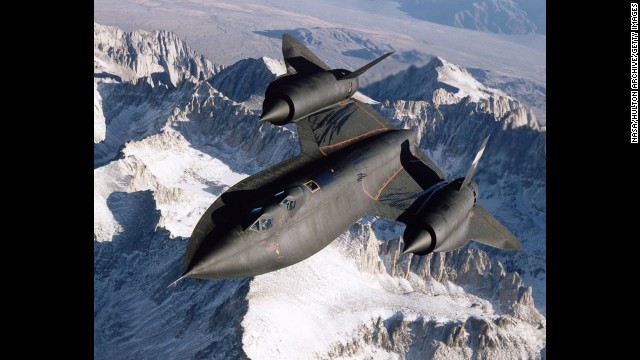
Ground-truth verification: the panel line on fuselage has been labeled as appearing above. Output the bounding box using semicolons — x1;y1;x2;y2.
352;101;388;128
361;165;405;201
319;128;389;156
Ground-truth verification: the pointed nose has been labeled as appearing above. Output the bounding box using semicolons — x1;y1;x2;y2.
260;97;290;124
183;229;256;279
402;226;433;255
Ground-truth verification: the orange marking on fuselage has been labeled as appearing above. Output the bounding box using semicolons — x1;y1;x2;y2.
362;165;404;201
316;101;390;156
353;100;387;128
318;128;388;156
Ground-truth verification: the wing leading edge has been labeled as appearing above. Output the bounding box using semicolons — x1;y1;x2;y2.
469;205;522;250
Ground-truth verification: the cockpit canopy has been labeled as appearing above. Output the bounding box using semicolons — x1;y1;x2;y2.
246;185;306;232
250;217;273;232
280;198;296;211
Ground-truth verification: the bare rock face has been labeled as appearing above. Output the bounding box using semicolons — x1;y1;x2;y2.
370;221;544;325
94;22;220;86
313;220;545;358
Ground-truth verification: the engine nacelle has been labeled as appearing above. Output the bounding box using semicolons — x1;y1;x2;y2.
402;179;479;255
261;70;358;125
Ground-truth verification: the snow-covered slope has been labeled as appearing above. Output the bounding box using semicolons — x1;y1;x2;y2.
94;24;545;359
364;56;507;103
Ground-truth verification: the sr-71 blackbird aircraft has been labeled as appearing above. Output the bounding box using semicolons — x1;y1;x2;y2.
171;34;521;285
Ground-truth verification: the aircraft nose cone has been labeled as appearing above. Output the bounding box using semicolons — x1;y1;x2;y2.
260;97;290;124
183;229;252;279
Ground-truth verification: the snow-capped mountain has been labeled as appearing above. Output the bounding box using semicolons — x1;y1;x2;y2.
94;23;220;86
94;23;545;359
93;22;222;164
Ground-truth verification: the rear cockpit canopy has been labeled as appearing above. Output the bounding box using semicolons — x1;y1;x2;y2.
280;198;296;211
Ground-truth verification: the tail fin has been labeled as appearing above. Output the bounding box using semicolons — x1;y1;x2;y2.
340;52;395;80
282;34;329;75
281;34;394;80
469;205;522;250
459;136;489;190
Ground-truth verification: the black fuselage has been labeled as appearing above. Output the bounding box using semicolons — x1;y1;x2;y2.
185;129;416;279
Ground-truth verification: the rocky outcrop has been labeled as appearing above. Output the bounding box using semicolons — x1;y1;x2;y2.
323;313;544;360
94;22;221;86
